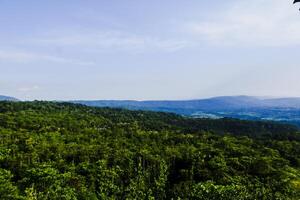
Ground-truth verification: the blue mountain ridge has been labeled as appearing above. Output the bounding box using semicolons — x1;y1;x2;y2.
2;94;300;126
0;95;19;101
72;96;300;112
72;96;300;126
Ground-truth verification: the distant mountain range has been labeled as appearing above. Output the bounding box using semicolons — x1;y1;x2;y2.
2;94;300;126
72;96;300;126
0;95;19;101
72;96;300;113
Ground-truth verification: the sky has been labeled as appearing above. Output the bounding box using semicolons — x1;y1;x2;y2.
1;0;300;100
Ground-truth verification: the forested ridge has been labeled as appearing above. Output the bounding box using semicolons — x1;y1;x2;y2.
0;101;300;199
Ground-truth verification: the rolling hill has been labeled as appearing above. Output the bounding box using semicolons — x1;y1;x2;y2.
0;95;19;101
72;96;300;126
72;96;300;112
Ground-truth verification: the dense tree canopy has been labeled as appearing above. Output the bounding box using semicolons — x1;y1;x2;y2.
0;101;299;199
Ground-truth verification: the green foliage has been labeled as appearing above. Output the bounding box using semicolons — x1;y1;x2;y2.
0;168;20;199
0;101;299;199
191;182;249;200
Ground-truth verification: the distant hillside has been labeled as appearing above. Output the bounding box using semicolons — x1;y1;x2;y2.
0;95;19;101
72;96;300;126
73;96;300;113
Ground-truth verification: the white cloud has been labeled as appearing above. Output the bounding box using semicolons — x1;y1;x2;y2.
29;30;189;53
0;50;94;65
186;0;300;46
18;85;40;92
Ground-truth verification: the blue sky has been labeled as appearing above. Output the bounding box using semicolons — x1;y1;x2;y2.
1;0;300;100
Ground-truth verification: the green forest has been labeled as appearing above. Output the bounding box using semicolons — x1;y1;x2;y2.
0;101;300;199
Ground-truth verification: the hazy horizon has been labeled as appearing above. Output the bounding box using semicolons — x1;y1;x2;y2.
3;94;300;102
1;0;300;100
